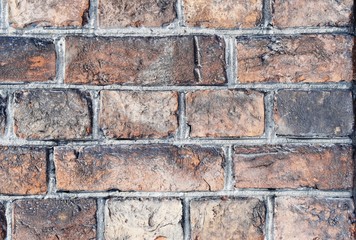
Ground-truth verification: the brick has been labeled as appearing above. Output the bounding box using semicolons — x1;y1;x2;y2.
54;145;224;192
13;199;96;240
0;37;55;82
65;36;226;85
191;198;265;239
8;0;89;28
13;90;92;140
0;147;47;195
186;90;264;138
274;90;353;137
0;204;5;240
184;0;262;28
237;35;353;83
274;197;356;239
105;199;182;239
234;145;353;190
99;91;178;139
99;0;176;28
272;0;353;28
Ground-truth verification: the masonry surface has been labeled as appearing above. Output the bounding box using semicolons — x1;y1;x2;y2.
0;0;355;239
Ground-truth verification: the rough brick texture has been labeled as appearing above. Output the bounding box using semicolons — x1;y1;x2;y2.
191;198;266;239
234;145;353;190
184;0;262;28
274;197;356;239
0;37;56;83
54;145;224;192
105;199;183;239
237;35;353;83
13;90;92;140
8;0;89;28
0;147;47;195
13;199;96;240
100;91;178;139
274;90;354;137
186;90;264;137
0;204;5;240
99;0;176;27
65;36;226;85
272;0;353;28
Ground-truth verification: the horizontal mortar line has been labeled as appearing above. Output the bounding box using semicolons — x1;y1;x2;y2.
0;189;352;201
0;82;352;91
0;26;352;37
0;137;351;147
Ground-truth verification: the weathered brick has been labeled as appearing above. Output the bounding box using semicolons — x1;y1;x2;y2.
237;35;353;83
274;197;355;239
0;37;55;82
234;145;353;190
99;0;176;28
186;90;264;138
0;147;47;195
54;145;224;192
272;0;353;28
65;36;226;85
99;91;178;139
9;0;89;28
191;198;265;239
0;204;5;240
13;90;92;140
105;199;183;239
184;0;262;28
274;90;353;137
13;199;96;240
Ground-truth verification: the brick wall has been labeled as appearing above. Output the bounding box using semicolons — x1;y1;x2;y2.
0;0;354;239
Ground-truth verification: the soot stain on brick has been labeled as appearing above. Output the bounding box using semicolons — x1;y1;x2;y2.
0;204;5;240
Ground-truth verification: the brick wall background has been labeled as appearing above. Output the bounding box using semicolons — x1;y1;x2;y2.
0;0;355;239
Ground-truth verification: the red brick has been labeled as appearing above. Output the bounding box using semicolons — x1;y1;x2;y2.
0;37;55;82
105;199;183;239
13;90;92;140
54;145;225;192
186;90;265;138
0;204;5;240
8;0;89;28
272;0;353;28
65;36;226;85
0;147;47;195
237;35;353;83
274;90;354;137
13;199;96;240
274;197;355;239
99;0;176;27
99;91;178;139
234;145;353;190
184;0;262;28
190;198;265;239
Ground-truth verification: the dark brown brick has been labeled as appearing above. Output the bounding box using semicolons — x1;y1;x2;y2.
13;90;92;140
191;198;265;239
234;145;353;190
65;36;226;85
237;35;353;83
105;199;183;239
54;145;225;192
274;197;355;240
99;0;176;27
0;147;47;195
13;199;96;240
186;90;264;138
99;91;178;139
274;90;354;137
272;0;353;28
0;38;55;82
9;0;89;28
184;0;262;28
0;204;5;240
